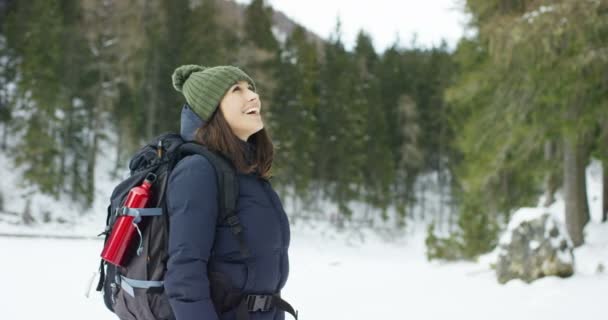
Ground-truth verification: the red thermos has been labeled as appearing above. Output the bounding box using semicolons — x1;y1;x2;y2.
101;175;155;267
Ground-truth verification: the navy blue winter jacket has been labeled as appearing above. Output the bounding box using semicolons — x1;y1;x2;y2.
164;105;291;320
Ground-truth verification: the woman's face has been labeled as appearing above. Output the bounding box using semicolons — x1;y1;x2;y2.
219;80;263;141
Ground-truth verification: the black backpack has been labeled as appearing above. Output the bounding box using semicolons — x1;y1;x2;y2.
95;133;297;320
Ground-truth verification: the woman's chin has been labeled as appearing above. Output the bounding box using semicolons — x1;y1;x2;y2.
255;121;264;131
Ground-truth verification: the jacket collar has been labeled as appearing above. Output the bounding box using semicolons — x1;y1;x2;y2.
180;104;204;142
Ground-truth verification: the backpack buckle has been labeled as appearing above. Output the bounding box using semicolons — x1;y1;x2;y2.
247;294;273;312
225;215;243;234
225;215;240;227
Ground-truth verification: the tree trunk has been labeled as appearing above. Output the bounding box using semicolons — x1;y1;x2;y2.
86;85;101;209
603;160;608;222
419;180;426;221
143;0;158;140
87;128;98;209
437;170;446;232
62;96;75;200
543;140;559;207
114;121;123;176
0;123;7;150
563;134;590;247
145;63;158;139
602;121;608;223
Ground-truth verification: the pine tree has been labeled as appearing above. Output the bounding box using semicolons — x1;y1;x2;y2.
271;25;321;207
445;0;608;252
6;0;69;197
0;28;16;151
240;0;280;113
377;45;407;169
244;0;278;52
396;94;423;211
73;0;150;206
317;20;367;217
353;31;394;218
5;0;152;208
375;44;425;218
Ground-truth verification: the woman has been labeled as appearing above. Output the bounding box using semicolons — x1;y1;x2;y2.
165;65;295;320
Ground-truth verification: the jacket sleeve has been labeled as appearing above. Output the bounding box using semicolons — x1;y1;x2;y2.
165;155;219;320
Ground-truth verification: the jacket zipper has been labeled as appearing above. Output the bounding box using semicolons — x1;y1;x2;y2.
259;178;287;292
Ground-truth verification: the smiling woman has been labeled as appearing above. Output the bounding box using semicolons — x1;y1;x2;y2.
160;64;296;320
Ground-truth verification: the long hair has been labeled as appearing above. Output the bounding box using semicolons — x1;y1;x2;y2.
194;107;274;180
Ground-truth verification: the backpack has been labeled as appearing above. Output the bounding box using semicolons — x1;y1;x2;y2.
95;132;298;320
95;132;239;319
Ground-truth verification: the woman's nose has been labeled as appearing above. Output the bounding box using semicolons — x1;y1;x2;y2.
247;90;259;101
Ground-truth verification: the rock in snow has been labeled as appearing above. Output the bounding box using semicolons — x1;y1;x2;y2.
495;208;574;284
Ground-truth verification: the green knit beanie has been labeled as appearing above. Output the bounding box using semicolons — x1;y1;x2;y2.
172;65;256;120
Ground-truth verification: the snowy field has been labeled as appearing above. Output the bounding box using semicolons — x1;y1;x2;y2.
1;219;607;320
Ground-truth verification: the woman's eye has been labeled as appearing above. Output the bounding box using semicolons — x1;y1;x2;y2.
248;86;254;91
233;86;240;92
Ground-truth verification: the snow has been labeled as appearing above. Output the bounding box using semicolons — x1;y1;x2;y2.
271;26;288;45
586;159;603;222
506;207;548;230
522;5;555;23
0;128;122;238
497;207;572;250
529;240;540;250
1;220;608;320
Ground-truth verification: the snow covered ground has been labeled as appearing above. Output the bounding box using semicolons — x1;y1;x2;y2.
1;219;607;320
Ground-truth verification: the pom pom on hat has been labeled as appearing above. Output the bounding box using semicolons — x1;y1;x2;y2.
172;65;206;92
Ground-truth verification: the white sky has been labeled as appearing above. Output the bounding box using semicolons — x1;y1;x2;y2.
234;0;469;53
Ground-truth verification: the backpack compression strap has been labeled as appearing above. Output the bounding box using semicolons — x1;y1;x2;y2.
178;143;250;259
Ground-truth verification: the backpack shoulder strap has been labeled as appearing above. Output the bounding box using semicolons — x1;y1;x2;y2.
178;142;250;259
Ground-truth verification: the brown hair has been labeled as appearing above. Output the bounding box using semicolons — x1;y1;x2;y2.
194;108;274;180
